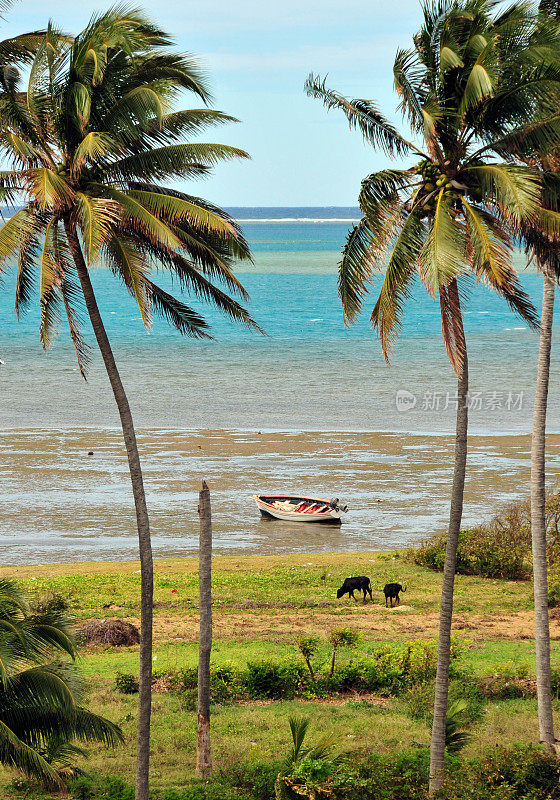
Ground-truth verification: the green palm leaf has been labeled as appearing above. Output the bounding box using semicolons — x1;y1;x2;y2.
0;208;37;273
75;192;119;263
304;73;415;157
371;209;425;361
107;142;249;183
338;218;378;324
464;163;540;223
105;234;151;326
26;167;75;211
146;280;210;338
419;190;467;295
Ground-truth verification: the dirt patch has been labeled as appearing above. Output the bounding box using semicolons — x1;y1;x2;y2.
235;692;390;708
80;618;140;646
142;606;544;645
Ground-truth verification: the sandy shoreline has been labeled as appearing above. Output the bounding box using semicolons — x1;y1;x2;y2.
2;428;560;566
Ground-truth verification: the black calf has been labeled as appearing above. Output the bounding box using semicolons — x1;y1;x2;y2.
384;582;405;607
337;576;373;602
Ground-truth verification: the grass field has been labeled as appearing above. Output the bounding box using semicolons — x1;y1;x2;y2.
2;551;559;797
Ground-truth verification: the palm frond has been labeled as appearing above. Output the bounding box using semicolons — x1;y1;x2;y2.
75;193;119;263
419;190;467;295
338;218;379;324
464;163;540;223
104;187;181;251
52;225;91;378
25;168;75;212
105;234;151;327
146;280;211;338
371;209;426;361
0;719;61;786
72;132;119;172
393;48;425;131
439;279;466;375
107;142;249;183
304;73;414;157
0;208;37;274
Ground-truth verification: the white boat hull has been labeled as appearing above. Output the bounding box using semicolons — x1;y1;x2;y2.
253;495;344;524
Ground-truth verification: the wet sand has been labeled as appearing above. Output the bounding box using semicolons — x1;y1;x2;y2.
2;428;560;565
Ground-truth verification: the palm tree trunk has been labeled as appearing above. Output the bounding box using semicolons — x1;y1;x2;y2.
197;480;213;778
64;218;153;800
531;263;558;754
429;282;469;797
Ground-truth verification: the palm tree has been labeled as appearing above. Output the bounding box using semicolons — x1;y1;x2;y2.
519;0;560;755
0;9;258;799
520;161;560;752
0;579;122;786
306;0;560;792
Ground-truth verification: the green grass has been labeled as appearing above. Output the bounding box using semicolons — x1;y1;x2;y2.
5;551;536;621
1;551;557;797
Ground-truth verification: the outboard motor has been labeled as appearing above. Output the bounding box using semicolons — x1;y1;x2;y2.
329;497;349;513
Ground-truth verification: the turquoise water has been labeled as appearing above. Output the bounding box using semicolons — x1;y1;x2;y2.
0;214;557;433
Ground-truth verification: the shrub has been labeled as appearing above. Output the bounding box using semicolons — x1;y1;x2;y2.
327;628;361;684
224;760;280;800
411;524;530;580
296;635;321;680
450;745;560;800
410;489;560;580
401;681;434;720
246;660;305;700
548;581;560;607
32;591;70;615
280;750;429;800
211;662;240;704
180;666;199;691
69;775;135;800
114;672;139;694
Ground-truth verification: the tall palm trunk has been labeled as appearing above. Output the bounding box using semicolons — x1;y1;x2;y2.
429;281;469;797
531;263;558;754
64;218;153;800
197;480;213;778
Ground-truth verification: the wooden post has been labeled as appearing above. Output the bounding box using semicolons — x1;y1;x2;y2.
196;481;213;778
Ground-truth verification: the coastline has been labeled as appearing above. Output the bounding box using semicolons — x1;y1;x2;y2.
3;428;559;566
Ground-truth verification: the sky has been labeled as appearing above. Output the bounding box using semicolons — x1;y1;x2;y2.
3;0;428;206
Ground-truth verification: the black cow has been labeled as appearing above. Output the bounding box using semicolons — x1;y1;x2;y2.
337;576;373;602
384;583;405;607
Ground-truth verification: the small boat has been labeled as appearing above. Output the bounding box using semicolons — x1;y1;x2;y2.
252;494;348;524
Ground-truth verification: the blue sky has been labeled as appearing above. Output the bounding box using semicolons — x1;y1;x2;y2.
4;0;426;205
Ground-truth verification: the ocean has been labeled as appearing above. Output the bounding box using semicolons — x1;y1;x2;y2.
1;207;559;564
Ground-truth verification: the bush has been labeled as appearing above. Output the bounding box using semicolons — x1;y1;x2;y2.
32;591;70;615
245;660;306;699
280;750;429;800
449;745;560;800
401;682;434;720
66;746;560;800
69;775;135;800
410;489;560;580
180;666;199;691
114;672;139;694
224;760;280;800
411;522;530;580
